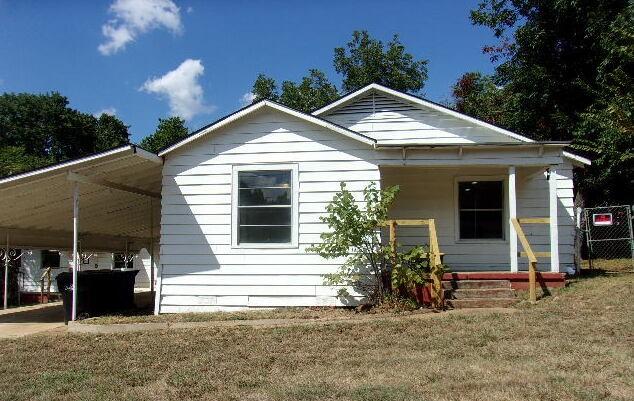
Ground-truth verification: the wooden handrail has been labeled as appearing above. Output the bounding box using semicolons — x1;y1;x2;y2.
511;217;550;303
40;267;52;304
382;219;444;308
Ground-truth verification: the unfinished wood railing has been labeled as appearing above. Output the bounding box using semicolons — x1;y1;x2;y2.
383;219;444;308
40;267;52;304
511;217;551;303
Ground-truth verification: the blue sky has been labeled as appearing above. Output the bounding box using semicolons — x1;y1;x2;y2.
0;0;498;143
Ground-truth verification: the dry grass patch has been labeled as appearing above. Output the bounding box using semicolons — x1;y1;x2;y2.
0;273;632;401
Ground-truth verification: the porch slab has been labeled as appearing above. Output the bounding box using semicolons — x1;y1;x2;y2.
442;272;567;290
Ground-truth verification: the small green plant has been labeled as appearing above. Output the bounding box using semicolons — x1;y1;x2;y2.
390;245;430;297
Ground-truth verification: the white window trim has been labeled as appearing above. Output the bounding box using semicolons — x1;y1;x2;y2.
454;175;508;243
231;164;299;249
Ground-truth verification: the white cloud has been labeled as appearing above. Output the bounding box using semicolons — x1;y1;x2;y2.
140;59;213;120
93;107;117;117
98;0;182;55
240;92;256;106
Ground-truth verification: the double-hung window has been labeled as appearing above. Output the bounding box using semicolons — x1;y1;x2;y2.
233;165;297;246
458;180;504;240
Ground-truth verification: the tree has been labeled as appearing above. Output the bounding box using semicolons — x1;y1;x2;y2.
452;72;509;127
251;70;339;113
278;70;339;113
251;74;279;102
0;92;130;176
250;31;429;111
458;0;633;204
139;117;189;153
334;30;428;93
94;113;130;151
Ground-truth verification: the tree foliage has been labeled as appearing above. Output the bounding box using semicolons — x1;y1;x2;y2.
139;116;189;154
454;0;633;204
251;31;428;112
334;31;428;93
252;70;339;113
0;92;129;176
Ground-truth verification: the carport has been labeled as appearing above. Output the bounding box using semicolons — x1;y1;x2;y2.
0;145;162;320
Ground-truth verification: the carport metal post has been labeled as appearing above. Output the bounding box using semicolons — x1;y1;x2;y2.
71;182;79;321
149;198;155;293
3;232;8;309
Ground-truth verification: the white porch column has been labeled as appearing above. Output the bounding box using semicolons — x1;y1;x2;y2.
71;182;80;321
549;166;560;272
508;166;518;272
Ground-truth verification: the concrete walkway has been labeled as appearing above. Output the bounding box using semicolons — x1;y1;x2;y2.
0;302;66;338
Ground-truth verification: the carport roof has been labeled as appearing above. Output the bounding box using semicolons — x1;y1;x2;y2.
0;145;162;252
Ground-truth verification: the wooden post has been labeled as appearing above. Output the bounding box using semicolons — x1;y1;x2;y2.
389;220;397;263
548;167;560;272
509;166;518;272
529;261;537;303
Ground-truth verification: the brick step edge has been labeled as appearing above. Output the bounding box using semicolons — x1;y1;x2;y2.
446;298;519;309
442;280;511;290
447;288;516;299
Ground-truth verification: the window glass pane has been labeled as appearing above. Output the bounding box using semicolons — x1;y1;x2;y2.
460;211;503;239
239;226;291;243
239;207;291;226
239;188;291;206
476;210;504;238
459;181;503;209
459;211;477;239
239;171;291;189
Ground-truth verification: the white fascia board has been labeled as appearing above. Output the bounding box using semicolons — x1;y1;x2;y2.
563;151;591;167
0;145;134;187
158;100;376;157
313;83;535;144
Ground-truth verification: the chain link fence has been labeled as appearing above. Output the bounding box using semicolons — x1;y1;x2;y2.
581;205;634;271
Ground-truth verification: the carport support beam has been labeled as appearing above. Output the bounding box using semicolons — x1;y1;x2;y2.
71;183;80;321
3;232;8;309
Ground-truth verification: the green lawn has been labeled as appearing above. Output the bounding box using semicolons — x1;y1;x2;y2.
1;272;632;401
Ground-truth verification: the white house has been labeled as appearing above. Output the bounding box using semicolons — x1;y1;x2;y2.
152;83;590;313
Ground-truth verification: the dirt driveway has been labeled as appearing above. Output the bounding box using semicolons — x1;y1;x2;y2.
0;303;66;338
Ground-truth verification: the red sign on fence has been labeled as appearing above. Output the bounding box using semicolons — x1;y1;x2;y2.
592;213;613;226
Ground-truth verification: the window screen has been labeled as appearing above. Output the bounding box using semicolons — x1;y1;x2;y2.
458;181;504;239
238;170;292;244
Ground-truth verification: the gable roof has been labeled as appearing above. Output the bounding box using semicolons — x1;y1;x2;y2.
312;83;534;143
158;100;377;156
312;83;590;166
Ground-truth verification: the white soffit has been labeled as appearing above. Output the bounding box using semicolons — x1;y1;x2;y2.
0;145;163;251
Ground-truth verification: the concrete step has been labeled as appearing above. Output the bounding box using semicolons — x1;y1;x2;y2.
446;298;518;309
442;280;510;290
448;288;516;299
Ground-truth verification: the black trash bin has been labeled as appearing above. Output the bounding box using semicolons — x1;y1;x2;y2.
56;269;139;323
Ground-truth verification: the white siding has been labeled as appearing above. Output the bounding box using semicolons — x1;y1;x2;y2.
20;250;152;293
158;109;379;312
158;105;577;312
321;92;523;144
